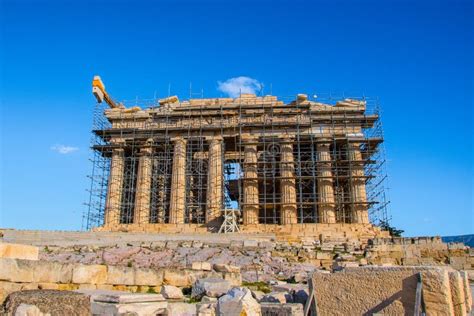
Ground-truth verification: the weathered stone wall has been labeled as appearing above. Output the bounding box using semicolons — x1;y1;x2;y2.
311;266;471;316
0;258;241;304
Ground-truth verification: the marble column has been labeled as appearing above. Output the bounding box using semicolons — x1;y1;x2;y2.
133;146;153;225
169;137;187;224
242;139;259;225
105;148;125;226
316;142;336;223
206;137;223;225
348;142;369;223
279;141;298;225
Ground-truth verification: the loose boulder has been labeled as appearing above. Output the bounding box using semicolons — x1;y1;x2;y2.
161;285;184;300
217;287;261;316
191;278;231;299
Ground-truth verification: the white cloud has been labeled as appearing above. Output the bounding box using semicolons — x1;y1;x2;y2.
51;144;79;154
217;76;263;98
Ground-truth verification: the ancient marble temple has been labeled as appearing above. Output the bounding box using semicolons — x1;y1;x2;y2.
89;92;388;237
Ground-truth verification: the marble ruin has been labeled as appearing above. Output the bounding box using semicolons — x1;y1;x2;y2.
86;86;389;237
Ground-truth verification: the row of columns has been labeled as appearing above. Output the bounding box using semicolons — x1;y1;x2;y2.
104;137;370;227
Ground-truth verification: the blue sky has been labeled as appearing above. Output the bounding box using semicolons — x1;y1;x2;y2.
0;0;472;236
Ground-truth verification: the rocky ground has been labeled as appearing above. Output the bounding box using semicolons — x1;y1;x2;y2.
40;243;317;283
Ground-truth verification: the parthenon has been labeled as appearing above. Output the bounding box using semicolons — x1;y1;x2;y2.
87;86;389;236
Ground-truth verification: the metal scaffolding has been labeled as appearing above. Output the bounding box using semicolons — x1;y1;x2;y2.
83;92;390;231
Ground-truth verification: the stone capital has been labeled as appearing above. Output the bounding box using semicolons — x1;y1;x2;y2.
206;135;223;143
170;136;187;144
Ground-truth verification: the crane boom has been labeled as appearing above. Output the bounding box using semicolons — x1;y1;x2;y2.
92;76;123;108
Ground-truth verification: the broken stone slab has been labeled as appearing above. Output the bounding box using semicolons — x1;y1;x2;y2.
161;285;184;300
92;300;167;316
77;289;165;303
260;303;304;316
261;291;293;304
80;290;167;316
192;278;232;299
217;287;261;316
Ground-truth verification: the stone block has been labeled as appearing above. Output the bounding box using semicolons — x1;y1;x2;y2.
0;243;39;260
448;271;466;316
38;283;59;290
316;252;332;260
107;265;135;285
213;264;240;273
217;287;261;316
459;271;472;313
163;270;192;287
167;302;197;316
192;261;212;271
421;268;454;315
261;291;293;304
0;281;22;304
243;240;259;249
134;268;163;286
160;285;183;299
34;261;73;284
0;259;34;283
197;302;216;316
92;300;167;315
72;264;107;284
260;303;304;316
192;278;232;299
222;272;242;287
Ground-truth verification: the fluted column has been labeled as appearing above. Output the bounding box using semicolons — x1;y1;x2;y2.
169;137;187;224
348;142;369;223
133;145;153;225
317;142;336;223
242;137;259;225
206;137;223;226
105;148;125;226
279;140;298;225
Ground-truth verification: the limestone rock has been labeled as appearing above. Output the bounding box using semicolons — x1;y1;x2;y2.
0;243;39;261
192;278;232;299
72;264;107;284
164;270;192;287
217;287;261;316
167;302;197;316
260;291;293;304
421;268;454;315
107;265;135;285
201;296;217;303
197;303;216;316
260;303;304;316
0;259;34;283
161;285;184;299
192;262;212;271
213;264;240;273
134;267;163;286
449;271;466;316
251;290;265;302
